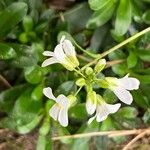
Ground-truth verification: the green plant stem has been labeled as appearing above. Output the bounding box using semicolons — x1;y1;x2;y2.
100;27;150;58
74;86;82;97
74;68;86;78
73;40;100;59
82;27;150;69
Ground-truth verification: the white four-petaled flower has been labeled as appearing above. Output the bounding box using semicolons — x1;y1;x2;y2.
105;74;140;105
86;91;121;124
42;36;79;71
43;87;69;127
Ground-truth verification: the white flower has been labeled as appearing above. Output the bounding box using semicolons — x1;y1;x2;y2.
41;35;79;71
43;87;69;127
88;95;121;124
86;91;97;115
105;74;140;105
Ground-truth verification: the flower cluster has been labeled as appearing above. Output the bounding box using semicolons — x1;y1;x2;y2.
42;36;140;127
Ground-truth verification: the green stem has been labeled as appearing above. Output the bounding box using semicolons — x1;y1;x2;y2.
74;68;86;78
74;86;82;97
100;27;150;58
82;27;150;69
73;40;100;59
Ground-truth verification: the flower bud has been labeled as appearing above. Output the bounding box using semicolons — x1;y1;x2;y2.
85;67;93;75
94;59;106;73
67;95;77;107
76;78;86;86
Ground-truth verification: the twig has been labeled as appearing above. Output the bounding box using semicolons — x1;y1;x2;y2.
0;74;12;88
51;129;150;141
123;129;150;150
106;59;125;68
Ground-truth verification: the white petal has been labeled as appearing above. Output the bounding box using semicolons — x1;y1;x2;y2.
54;44;66;63
118;76;140;90
41;57;58;67
56;94;69;108
88;116;96;124
49;104;60;120
96;104;109;122
43;51;54;56
96;114;108;122
106;103;121;113
113;87;133;105
96;102;120;122
58;107;68;127
43;87;56;100
86;92;97;115
62;40;76;56
86;100;96;115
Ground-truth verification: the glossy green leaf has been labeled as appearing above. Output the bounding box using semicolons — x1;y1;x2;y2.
114;0;132;36
87;0;116;29
0;43;16;59
10;44;38;68
0;2;28;37
24;65;43;84
108;50;127;76
31;83;44;101
127;50;138;68
64;3;92;33
88;0;111;11
0;85;27;113
56;81;76;95
12;88;42;129
116;107;138;119
143;109;150;124
17;114;43;134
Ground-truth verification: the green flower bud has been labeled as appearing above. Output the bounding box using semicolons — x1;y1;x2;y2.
67;95;77;107
85;67;93;75
76;78;86;86
94;59;106;73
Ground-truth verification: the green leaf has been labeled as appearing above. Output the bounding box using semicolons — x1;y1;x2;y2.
10;44;38;68
23;15;34;32
69;104;87;120
136;48;150;62
127;50;138;68
24;66;43;84
31;83;44;101
87;0;116;29
0;2;28;37
64;3;92;33
116;107;138;119
143;109;150;124
0;85;27;113
12;88;42;131
143;10;150;24
103;89;117;104
114;0;132;36
36;135;52;150
56;81;76;95
132;90;150;109
108;50;127;76
0;43;16;60
17;114;43;134
88;0;111;11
